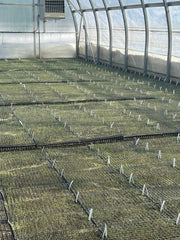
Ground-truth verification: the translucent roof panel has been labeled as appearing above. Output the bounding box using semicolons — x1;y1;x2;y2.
69;0;80;10
106;0;120;7
145;0;163;3
126;8;145;69
0;5;34;32
84;11;97;44
122;0;140;5
126;8;145;51
83;11;97;59
169;6;180;57
110;10;125;49
0;0;36;3
96;10;109;61
79;0;91;9
90;0;105;8
147;7;168;55
109;10;124;28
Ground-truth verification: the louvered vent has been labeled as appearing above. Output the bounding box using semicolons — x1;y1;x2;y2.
44;0;65;18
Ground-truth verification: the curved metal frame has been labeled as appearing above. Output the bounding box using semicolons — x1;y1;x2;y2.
66;0;79;57
163;0;172;81
140;0;149;76
66;0;180;80
118;0;128;71
89;0;100;63
102;0;113;66
76;0;88;60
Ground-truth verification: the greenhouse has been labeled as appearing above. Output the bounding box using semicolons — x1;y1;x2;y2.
0;0;180;239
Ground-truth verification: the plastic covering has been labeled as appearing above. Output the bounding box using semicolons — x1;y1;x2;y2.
68;0;180;81
0;0;180;80
0;0;76;58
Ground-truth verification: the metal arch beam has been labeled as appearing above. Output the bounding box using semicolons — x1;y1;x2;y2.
72;2;180;12
102;0;113;66
66;0;79;57
76;0;88;60
89;0;100;63
140;0;149;76
118;0;128;71
163;0;172;81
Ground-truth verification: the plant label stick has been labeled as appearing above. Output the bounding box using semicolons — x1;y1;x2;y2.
176;213;180;225
88;208;93;221
32;132;35;140
75;191;79;203
107;156;110;165
97;148;100;156
142;184;146;195
129;173;134;184
173;114;177;119
41;146;45;154
120;165;124;174
160;200;165;212
145;142;149;151
52;160;56;168
135;138;140;146
164;109;168;116
89;143;94;150
68;180;74;191
102;224;107;238
177;133;180;141
158;150;162;159
110;122;114;129
173;158;176;168
60;169;64;178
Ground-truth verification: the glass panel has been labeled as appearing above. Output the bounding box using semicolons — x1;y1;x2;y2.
79;0;91;9
147;7;168;74
109;9;125;65
122;0;140;5
126;8;145;69
106;0;119;7
96;11;109;61
91;0;104;9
